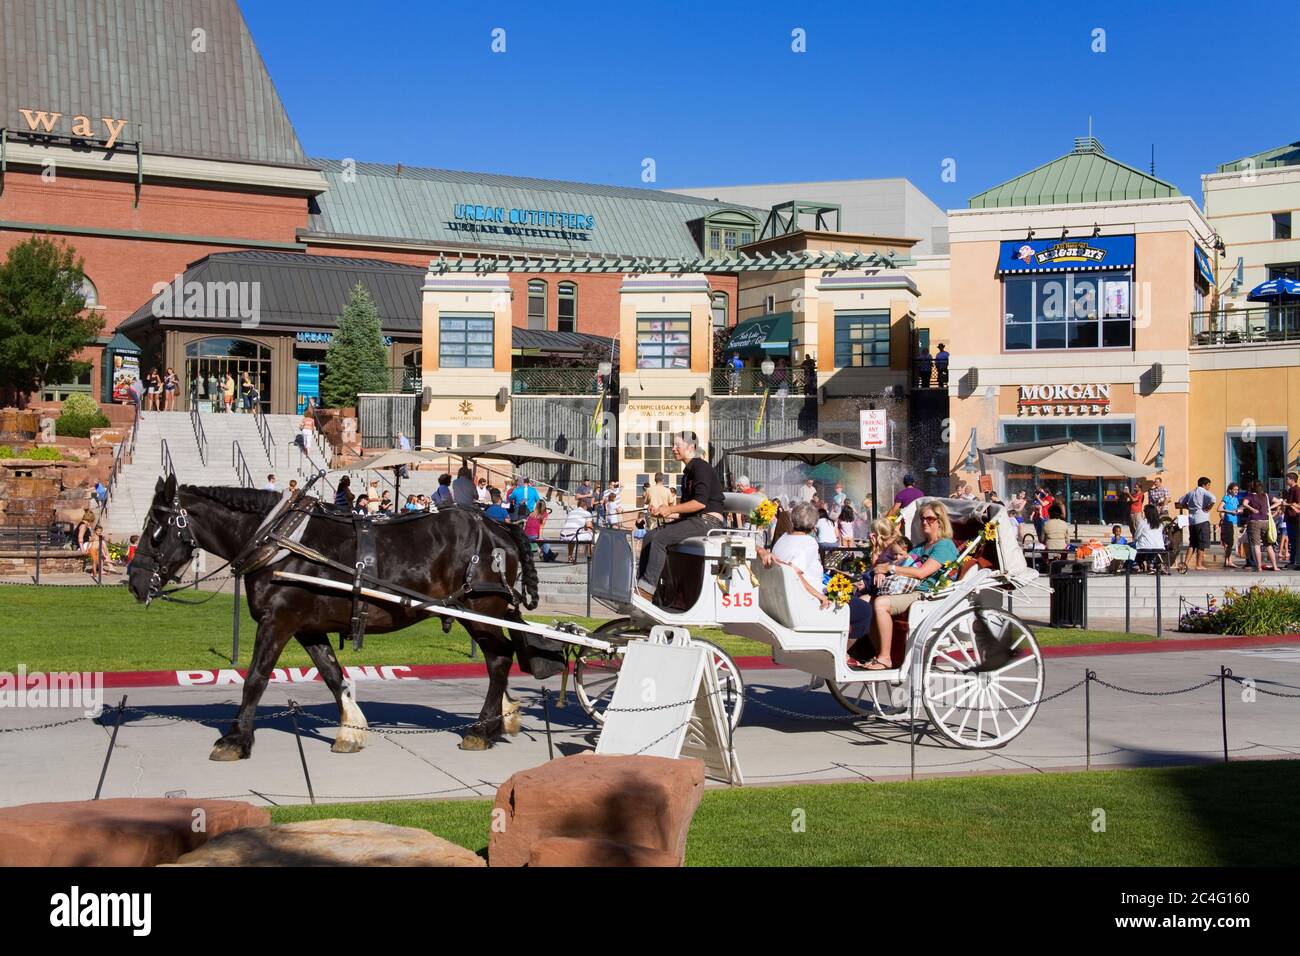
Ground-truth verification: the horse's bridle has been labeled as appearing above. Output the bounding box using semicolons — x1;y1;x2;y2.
133;496;200;602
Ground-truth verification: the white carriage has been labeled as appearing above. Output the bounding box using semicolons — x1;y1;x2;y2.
575;495;1048;749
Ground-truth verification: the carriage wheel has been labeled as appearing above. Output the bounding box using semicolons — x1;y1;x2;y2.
827;675;912;721
574;626;745;729
920;608;1043;749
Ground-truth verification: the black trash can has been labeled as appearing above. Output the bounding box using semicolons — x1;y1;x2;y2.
1049;559;1089;628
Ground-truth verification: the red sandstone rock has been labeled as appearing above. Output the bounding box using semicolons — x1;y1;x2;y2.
168;819;485;867
488;753;704;867
528;836;679;867
0;798;271;867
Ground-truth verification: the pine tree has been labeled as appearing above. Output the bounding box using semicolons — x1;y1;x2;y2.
322;282;390;408
0;237;103;407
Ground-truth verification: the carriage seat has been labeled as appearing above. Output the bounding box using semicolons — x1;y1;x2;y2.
751;559;847;632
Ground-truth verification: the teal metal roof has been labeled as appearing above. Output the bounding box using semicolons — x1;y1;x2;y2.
1;0;308;167
1217;141;1300;173
969;138;1180;208
304;159;766;258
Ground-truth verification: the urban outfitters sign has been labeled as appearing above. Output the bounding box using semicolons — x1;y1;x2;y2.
1017;383;1111;416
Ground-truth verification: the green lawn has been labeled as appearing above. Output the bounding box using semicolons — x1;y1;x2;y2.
0;584;1153;673
269;761;1300;866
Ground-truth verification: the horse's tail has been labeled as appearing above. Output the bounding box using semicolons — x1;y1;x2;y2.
501;520;540;610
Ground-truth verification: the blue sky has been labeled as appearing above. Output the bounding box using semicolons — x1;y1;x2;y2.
241;0;1299;211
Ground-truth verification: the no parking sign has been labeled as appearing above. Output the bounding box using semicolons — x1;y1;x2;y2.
859;409;888;449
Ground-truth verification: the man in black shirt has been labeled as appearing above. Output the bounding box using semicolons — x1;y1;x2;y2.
636;432;725;602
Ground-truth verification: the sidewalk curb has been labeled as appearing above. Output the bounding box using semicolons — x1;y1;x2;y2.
78;633;1300;688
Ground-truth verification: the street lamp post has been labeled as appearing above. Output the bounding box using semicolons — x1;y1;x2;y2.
597;360;612;524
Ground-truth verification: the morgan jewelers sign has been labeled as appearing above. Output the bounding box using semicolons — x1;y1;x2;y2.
1017;383;1111;416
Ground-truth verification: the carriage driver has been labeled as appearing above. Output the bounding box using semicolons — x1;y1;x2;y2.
636;431;725;603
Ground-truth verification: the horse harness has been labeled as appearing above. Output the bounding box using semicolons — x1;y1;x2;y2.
142;482;528;649
252;502;526;651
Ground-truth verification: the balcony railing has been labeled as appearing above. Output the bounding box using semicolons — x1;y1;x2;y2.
511;367;606;395
709;366;814;396
386;366;422;394
1191;308;1300;347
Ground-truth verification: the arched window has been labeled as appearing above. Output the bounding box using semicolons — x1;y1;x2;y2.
527;280;547;330
79;275;99;308
711;291;729;331
557;282;577;333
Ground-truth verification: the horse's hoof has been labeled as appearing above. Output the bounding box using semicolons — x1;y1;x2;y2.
331;736;364;754
209;742;245;761
459;735;491;752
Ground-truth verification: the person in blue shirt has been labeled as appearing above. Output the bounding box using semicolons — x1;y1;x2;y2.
508;476;541;518
1220;482;1242;569
728;352;743;394
857;500;960;671
484;488;511;523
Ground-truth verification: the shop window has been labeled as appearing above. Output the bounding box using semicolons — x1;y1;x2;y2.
636;314;690;369
711;292;729;331
1273;212;1292;241
834;311;890;368
1001;420;1135;524
557;282;577;333
439;315;494;368
527;280;547;330
1003;273;1132;351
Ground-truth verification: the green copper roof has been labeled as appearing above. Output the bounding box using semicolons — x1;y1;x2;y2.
969;138;1180;208
305;160;765;259
1217;141;1300;173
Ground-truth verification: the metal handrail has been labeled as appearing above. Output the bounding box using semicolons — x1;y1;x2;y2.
252;405;275;463
160;438;175;480
231;440;254;489
710;366;814;396
101;403;140;521
1190;307;1300;346
189;400;208;466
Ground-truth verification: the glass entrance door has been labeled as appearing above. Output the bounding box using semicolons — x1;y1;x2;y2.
185;338;272;413
1229;432;1287;495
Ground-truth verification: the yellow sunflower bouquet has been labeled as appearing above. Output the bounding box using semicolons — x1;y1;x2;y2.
825;572;854;608
749;498;778;528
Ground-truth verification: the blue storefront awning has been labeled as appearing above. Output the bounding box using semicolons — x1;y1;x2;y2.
727;312;794;353
997;235;1136;274
1194;245;1215;286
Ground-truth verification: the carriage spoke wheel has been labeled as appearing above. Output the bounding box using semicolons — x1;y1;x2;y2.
574;620;745;730
921;608;1043;749
827;674;912;721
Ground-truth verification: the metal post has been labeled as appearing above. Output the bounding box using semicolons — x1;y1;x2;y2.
231;574;241;665
1155;567;1162;638
33;535;40;586
1124;567;1131;633
724;674;737;780
585;538;592;618
1220;666;1231;764
288;701;316;805
94;695;128;800
909;701;916;781
870;448;879;523
541;688;555;760
1084;670;1093;770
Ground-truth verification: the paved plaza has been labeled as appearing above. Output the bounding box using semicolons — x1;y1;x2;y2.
3;641;1297;808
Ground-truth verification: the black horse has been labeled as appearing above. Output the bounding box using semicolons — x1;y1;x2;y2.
126;474;565;760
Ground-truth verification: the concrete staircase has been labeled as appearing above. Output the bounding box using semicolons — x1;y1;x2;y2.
102;411;304;538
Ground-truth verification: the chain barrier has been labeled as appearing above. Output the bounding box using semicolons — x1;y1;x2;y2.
1225;674;1300;699
1091;676;1220;697
0;715;93;733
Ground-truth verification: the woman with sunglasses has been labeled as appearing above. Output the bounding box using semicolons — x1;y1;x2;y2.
854;500;958;671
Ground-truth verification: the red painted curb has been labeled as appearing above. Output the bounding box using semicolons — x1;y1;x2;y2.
50;633;1300;690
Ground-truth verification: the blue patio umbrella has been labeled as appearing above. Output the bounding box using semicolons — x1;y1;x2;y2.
1246;275;1300;302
